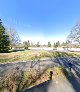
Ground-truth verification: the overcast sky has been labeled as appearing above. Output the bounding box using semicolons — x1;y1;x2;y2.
0;0;80;44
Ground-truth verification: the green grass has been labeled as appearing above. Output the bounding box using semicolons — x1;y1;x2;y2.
0;50;80;63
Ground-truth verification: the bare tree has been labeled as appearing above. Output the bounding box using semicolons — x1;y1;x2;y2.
6;28;21;48
67;22;80;44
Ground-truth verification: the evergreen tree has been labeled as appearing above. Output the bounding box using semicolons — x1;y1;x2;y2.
54;43;57;48
28;40;30;47
36;42;40;47
53;41;60;48
57;41;60;47
48;42;51;47
0;19;10;52
54;42;58;48
23;41;29;50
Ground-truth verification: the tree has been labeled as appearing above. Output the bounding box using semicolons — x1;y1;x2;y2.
23;41;29;50
36;42;40;47
53;41;60;48
57;41;60;47
62;41;71;50
48;42;51;47
28;40;30;47
31;42;34;47
6;28;21;48
67;23;80;44
54;43;58;48
23;40;30;50
0;19;10;52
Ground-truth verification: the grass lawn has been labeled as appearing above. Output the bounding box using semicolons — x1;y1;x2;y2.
0;50;80;63
0;50;51;63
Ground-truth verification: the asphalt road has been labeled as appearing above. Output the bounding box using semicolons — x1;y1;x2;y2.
0;57;80;92
23;57;80;92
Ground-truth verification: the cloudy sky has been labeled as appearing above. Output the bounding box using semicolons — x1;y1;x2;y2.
0;0;80;44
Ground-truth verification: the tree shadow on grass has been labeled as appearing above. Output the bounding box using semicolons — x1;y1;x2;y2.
9;49;25;52
0;49;26;53
10;49;31;53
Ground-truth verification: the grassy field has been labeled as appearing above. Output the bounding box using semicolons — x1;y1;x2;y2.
0;50;51;63
0;50;80;63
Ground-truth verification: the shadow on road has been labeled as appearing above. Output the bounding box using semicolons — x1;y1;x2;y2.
23;57;80;92
23;80;52;92
62;68;80;92
72;66;80;78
